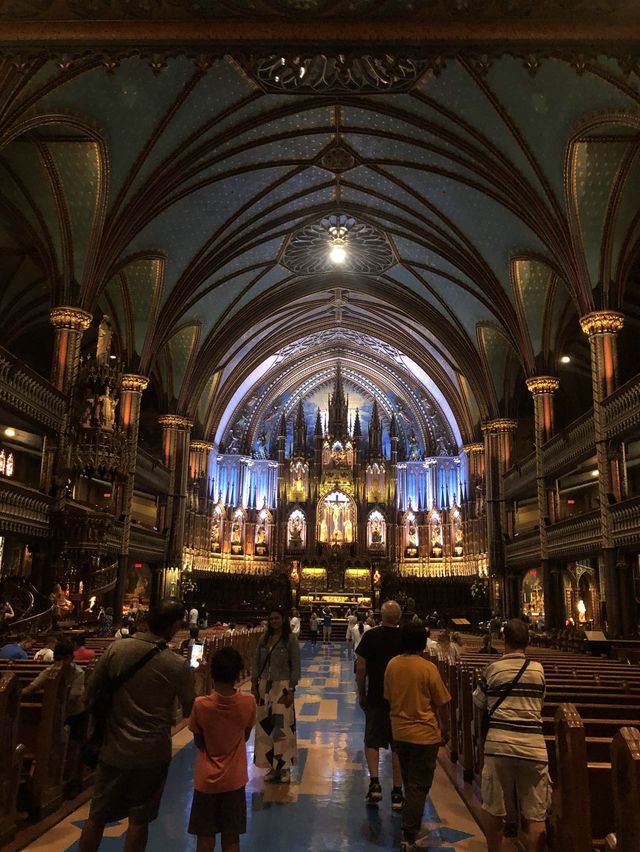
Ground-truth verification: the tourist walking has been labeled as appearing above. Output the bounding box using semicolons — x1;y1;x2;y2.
289;608;301;638
322;606;333;643
355;599;404;809
473;618;550;852
384;622;451;851
309;611;319;647
251;607;300;783
79;598;195;852
188;647;256;852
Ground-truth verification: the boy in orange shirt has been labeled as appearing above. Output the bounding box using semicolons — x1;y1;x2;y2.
188;647;256;852
384;622;451;852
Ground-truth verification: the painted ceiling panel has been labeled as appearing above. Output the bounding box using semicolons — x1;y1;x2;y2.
457;373;481;430
609;150;640;281
478;324;516;405
197;371;219;425
104;273;128;354
484;56;640;201
189;266;276;335
46;141;103;285
571;139;631;288
129;165;293;293
33;58;197;197
125;258;164;357
0;147;63;270
513;258;554;358
382;163;547;288
164;322;200;401
548;284;573;355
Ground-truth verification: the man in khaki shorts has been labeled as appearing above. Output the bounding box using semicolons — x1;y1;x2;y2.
473;618;550;852
79;598;195;852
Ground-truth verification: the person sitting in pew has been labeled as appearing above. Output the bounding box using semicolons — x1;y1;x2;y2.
34;635;58;662
473;618;549;852
23;640;86;713
0;635;34;660
180;627;200;653
478;634;500;655
72;633;97;662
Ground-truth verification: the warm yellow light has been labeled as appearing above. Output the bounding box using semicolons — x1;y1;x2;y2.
591;469;599;477
560;355;571;364
329;242;347;264
4;428;15;438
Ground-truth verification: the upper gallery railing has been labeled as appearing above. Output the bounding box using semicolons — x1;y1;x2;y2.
0;345;66;433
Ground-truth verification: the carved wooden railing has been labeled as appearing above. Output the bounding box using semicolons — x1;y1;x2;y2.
546;510;601;558
11;606;55;634
0;346;66;433
612;496;640;547
541;411;595;480
89;561;118;595
0;480;52;537
503;452;536;498
505;529;540;565
605;374;640;441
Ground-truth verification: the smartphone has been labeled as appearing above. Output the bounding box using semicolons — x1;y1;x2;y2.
189;642;204;669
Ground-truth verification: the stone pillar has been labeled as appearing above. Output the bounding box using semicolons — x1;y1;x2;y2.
526;376;564;628
461;442;485;562
114;374;149;617
189;440;214;554
580;310;626;636
43;307;92;493
482;419;517;616
159;414;193;578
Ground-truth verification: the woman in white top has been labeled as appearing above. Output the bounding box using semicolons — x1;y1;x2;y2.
289;608;301;637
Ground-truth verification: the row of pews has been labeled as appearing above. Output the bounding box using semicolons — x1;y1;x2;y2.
0;628;262;848
435;637;640;852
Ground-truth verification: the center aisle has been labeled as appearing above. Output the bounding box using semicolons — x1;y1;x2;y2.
26;641;486;852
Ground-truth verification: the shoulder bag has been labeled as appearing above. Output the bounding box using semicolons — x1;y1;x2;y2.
480;658;530;741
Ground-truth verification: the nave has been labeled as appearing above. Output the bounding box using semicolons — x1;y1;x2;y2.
25;643;485;852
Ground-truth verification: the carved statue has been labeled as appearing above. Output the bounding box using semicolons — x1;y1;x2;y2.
226;429;240;453
407;431;420;460
96;388;118;431
436;435;449;456
211;522;220;543
96;315;113;365
255;432;268;459
344;517;353;543
81;396;95;428
256;524;266;544
231;521;242;543
320;517;328;542
408;521;418;546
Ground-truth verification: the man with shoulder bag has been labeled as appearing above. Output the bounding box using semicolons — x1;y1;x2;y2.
79;598;195;852
473;618;550;852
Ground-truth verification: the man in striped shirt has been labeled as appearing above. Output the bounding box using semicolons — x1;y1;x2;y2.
473;618;550;852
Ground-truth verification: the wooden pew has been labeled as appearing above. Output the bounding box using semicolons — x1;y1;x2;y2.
548;704;593;852
0;673;24;846
611;726;640;852
19;665;71;819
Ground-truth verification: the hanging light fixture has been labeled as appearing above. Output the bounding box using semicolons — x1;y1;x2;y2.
328;223;348;265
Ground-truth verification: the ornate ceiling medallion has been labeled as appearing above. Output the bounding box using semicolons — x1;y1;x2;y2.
282;214;395;275
318;143;357;175
245;54;432;94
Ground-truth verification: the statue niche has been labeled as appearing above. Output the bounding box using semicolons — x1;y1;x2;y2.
318;490;355;547
367;510;386;551
287;509;306;551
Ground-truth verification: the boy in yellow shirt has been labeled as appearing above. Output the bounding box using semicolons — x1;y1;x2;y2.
384;622;451;852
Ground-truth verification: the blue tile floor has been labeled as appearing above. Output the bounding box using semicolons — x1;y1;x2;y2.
26;642;486;851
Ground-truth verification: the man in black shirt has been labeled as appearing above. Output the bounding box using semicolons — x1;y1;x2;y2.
356;600;404;809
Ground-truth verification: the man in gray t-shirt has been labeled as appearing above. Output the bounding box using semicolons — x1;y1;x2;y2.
79;598;194;852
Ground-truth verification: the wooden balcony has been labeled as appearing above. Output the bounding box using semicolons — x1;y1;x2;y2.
0;479;52;537
0;345;65;433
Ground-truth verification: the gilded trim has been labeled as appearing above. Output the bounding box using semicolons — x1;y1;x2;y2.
158;414;193;430
462;442;484;454
50;306;92;331
526;376;560;394
579;310;624;336
190;440;214;451
121;374;149;393
482;418;518;434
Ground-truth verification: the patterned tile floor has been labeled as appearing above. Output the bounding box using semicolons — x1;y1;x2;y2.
25;642;486;851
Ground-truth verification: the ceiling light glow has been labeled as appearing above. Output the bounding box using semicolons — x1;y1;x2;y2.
329;242;347;264
591;469;599;477
4;427;15;437
560;355;571;364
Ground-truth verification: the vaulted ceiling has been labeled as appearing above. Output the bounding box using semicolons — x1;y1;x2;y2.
0;4;639;449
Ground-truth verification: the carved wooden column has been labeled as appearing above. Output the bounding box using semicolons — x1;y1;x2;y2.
188;440;214;557
580;310;627;636
43;307;92;493
462;442;485;559
482;419;517;616
114;374;149;617
526;376;564;629
159;414;193;581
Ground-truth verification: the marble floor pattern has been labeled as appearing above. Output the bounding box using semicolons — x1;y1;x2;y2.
25;642;486;851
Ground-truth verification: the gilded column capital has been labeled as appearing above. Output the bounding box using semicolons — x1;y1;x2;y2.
579;310;624;336
158;414;193;430
121;374;149;393
462;442;484;454
50;306;92;331
190;440;214;452
482;418;518;434
526;376;560;395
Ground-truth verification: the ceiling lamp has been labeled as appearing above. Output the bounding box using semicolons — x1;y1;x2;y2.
4;427;15;437
560;355;571;364
328;223;348;265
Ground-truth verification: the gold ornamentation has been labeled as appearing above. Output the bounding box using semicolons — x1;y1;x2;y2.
482;418;518;434
462;442;484;454
50;306;92;331
190;440;214;451
526;376;560;395
158;414;193;430
579;311;624;336
121;374;149;393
